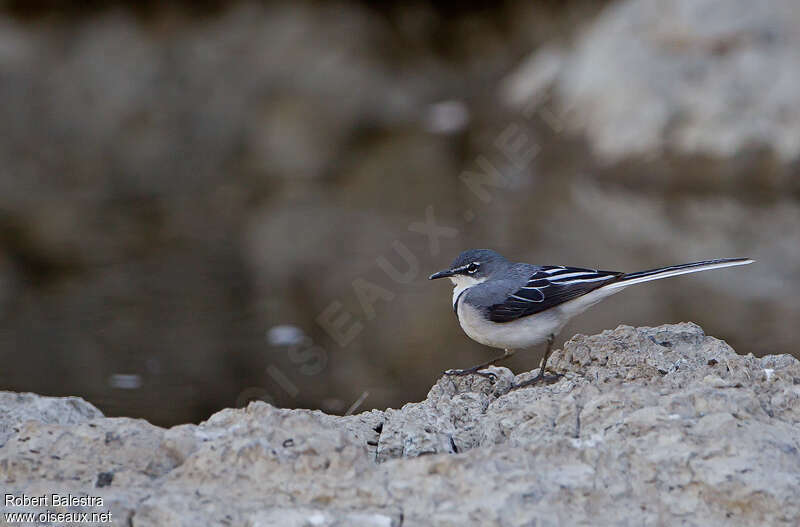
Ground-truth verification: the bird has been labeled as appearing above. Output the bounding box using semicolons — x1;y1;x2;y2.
429;249;753;388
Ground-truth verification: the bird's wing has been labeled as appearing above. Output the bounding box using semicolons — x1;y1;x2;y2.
488;266;624;323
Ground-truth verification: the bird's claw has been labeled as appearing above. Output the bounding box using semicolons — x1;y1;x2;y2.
510;370;563;390
444;368;497;381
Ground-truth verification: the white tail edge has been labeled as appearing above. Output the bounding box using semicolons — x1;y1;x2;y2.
604;258;754;290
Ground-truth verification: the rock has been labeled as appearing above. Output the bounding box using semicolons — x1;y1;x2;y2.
505;0;800;163
0;392;103;447
1;323;799;525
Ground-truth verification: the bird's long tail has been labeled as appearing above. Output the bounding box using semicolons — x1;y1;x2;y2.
604;258;754;290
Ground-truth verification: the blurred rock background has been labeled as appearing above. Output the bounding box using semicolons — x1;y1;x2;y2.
0;0;797;426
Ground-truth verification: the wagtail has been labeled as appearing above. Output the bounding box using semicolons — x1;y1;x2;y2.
429;249;753;387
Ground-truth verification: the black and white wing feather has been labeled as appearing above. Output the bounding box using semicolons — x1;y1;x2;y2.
488;266;623;323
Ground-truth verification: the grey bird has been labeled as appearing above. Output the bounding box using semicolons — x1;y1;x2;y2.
429;249;753;387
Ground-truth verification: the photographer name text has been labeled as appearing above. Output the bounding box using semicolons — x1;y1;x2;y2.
5;493;104;507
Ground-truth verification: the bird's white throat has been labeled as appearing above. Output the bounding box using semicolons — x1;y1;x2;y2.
450;275;486;308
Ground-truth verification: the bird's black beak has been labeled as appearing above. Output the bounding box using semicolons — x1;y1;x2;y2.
429;269;455;280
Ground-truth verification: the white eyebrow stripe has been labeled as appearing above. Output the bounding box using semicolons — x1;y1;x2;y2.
548;271;600;280
553;275;617;285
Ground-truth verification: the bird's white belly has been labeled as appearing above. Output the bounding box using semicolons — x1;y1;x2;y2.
456;286;622;350
457;301;561;349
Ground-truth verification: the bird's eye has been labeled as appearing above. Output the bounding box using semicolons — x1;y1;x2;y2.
467;263;480;274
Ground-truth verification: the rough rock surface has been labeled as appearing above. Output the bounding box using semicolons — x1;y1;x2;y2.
0;392;102;448
1;323;799;526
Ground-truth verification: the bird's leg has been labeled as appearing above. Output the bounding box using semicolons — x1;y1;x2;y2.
511;334;563;389
445;349;515;379
540;334;556;375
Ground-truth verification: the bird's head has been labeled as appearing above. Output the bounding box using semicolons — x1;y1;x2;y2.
428;249;508;286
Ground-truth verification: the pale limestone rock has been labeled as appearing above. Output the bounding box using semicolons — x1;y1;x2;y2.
505;0;800;163
1;323;799;526
0;392;102;447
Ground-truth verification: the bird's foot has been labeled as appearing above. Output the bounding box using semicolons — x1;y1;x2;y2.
510;370;563;390
444;367;497;381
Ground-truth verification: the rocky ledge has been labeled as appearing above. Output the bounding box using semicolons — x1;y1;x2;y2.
1;323;799;526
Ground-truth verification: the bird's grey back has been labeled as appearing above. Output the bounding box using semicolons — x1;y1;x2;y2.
462;262;540;311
